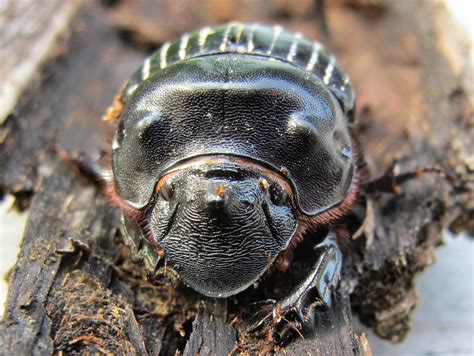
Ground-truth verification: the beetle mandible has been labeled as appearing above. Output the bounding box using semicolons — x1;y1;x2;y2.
103;22;361;334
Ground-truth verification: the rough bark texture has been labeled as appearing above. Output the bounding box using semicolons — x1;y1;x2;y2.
0;0;81;125
0;0;471;354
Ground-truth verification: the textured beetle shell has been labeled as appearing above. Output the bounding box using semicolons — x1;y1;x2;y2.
123;23;354;114
112;23;356;216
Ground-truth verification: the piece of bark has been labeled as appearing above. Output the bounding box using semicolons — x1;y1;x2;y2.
333;0;472;341
0;0;82;125
184;299;237;355
0;160;123;354
0;0;471;354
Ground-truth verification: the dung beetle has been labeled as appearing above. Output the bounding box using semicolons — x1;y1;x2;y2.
102;22;360;335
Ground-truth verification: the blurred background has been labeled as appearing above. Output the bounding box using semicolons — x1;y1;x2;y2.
1;0;472;354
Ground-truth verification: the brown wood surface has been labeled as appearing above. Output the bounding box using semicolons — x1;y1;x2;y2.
0;0;81;125
0;0;471;354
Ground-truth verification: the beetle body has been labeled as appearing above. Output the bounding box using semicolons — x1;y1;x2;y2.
109;23;358;300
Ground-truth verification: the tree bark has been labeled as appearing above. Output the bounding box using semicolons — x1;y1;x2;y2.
0;0;471;354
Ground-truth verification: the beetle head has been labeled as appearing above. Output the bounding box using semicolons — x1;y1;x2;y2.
144;156;297;297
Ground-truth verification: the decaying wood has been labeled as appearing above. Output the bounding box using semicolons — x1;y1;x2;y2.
0;0;81;125
0;0;471;354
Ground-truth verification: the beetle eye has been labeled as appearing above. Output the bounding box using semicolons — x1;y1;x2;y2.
269;184;289;206
159;183;175;201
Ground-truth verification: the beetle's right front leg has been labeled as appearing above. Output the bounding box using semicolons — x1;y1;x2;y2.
249;232;342;340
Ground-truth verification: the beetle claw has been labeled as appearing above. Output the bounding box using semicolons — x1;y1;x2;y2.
247;310;273;333
247;301;307;344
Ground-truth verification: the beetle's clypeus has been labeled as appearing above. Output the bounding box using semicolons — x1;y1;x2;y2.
105;22;361;336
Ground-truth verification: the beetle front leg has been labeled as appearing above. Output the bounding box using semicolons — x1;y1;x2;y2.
249;232;342;339
55;146;112;184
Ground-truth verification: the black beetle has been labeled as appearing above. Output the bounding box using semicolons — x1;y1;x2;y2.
100;22;361;335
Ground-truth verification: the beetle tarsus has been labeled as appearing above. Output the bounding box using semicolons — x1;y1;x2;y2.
363;161;450;194
248;232;342;341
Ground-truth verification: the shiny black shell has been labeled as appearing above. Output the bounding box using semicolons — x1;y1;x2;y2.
112;23;355;216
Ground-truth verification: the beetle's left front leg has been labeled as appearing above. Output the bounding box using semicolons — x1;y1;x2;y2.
249;232;342;339
55;146;112;184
